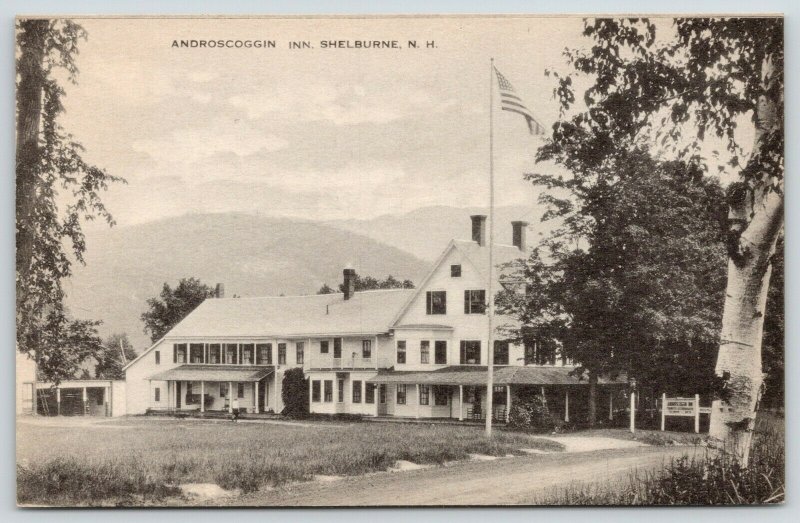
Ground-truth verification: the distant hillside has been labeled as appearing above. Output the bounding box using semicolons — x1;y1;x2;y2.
65;213;430;352
328;204;552;261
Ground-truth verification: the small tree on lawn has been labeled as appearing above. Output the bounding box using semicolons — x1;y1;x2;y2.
281;368;309;418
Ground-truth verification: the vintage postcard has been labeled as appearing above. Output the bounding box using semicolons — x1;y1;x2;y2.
15;15;784;507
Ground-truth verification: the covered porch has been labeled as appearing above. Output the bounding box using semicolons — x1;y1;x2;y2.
147;365;274;414
367;366;628;424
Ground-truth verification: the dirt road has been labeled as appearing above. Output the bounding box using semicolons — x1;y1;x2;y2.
225;445;700;506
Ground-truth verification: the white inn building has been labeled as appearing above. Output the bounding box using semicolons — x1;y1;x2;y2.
123;216;626;423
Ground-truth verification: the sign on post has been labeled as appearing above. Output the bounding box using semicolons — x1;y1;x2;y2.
661;394;707;433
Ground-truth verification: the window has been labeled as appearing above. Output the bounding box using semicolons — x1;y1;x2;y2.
154;387;161;402
174;343;187;363
237;383;245;398
365;383;375;404
419;385;430;405
464;289;487;314
397;384;407;405
337;379;344;402
312;380;321;402
524;340;557;365
155;351;160;364
362;340;372;359
460;340;481;364
352;380;362;403
420;340;430;364
224;343;238;364
379;384;386;404
333;338;342;359
323;380;333;402
278;343;287;365
209;344;221;364
241;344;254;364
190;343;205;363
426;291;447;315
451;264;461;277
434;386;449;406
296;342;305;365
320;340;329;354
435;341;447;364
257;343;272;365
220;382;229;398
494;340;510;365
397;341;407;364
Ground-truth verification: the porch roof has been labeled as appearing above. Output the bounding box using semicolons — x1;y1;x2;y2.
148;364;274;382
366;366;627;386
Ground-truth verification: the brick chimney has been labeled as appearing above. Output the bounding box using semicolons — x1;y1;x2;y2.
343;268;356;300
511;221;529;251
471;215;487;246
215;283;225;298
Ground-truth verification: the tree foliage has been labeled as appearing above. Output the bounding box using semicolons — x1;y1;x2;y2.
317;273;414;294
141;278;216;343
16;19;124;382
498;151;728;396
95;333;138;380
281;368;309;418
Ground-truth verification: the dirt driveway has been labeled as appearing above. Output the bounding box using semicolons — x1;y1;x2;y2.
219;445;700;506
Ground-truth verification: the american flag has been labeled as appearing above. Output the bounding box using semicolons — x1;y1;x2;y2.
494;67;545;135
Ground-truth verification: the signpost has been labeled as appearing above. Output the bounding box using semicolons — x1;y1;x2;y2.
629;391;636;433
661;393;709;433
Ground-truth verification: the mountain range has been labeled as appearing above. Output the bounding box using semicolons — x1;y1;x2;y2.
65;205;548;352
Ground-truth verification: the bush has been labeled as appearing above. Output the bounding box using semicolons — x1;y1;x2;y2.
508;390;555;433
281;368;309;418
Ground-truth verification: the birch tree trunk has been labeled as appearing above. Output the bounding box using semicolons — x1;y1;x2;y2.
709;59;784;465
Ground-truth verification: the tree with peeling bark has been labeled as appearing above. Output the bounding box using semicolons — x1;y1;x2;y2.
16;19;124;386
539;17;783;463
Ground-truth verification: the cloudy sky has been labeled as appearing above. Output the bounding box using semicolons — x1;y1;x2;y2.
54;16;594;228
57;16;744;229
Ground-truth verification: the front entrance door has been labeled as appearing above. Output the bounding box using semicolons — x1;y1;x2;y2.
176;382;182;409
258;378;266;412
377;384;388;415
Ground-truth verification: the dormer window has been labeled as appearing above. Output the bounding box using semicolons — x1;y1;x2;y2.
451;264;461;277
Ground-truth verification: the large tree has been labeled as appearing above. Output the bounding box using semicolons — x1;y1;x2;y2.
539;17;783;462
499;151;727;425
141;278;216;342
16;19;123;384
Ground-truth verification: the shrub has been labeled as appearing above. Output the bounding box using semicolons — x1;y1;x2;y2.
281;368;309;418
508;390;555;432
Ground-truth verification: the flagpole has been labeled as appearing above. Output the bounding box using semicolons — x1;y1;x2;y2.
485;57;496;437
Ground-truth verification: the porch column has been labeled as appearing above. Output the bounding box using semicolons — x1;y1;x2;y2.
274;372;280;412
506;385;511;423
200;381;205;413
228;381;233;413
564;390;570;422
416;384;421;419
458;385;464;421
105;386;111;416
149;380;153;410
82;387;87;416
255;381;260;413
56;387;61;416
609;393;614;420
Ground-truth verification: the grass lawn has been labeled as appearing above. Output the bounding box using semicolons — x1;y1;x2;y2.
17;416;563;505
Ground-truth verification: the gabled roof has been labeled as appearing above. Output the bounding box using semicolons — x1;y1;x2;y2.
390;239;526;327
163;288;415;339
